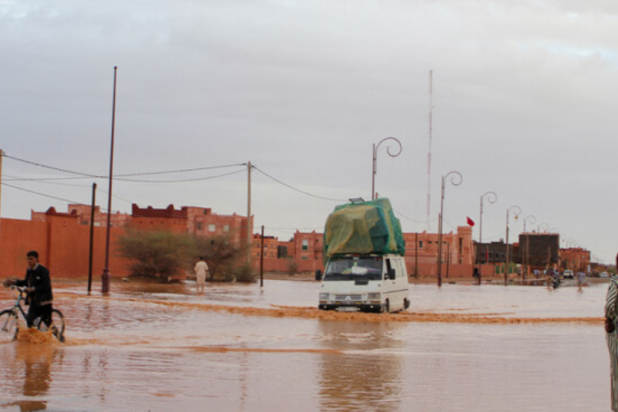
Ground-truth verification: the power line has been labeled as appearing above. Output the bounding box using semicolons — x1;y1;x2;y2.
5;168;246;184
252;166;347;202
4;174;93;188
4;154;99;178
2;182;124;214
4;153;246;181
1;182;86;206
115;162;247;177
394;208;439;224
113;168;246;183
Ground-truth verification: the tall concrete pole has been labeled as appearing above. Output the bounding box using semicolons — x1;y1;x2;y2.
426;70;433;231
102;66;117;294
88;182;97;294
247;161;252;263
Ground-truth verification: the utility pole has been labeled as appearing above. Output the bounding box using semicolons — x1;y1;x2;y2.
102;66;118;294
88;183;97;294
247;161;252;264
260;225;264;287
426;70;433;231
414;232;418;279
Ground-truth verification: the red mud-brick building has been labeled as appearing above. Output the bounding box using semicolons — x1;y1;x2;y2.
0;204;250;279
560;247;591;272
2;207;128;278
252;226;481;278
252;231;324;273
403;226;479;278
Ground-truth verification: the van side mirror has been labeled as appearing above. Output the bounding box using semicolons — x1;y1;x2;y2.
315;269;322;281
388;268;396;280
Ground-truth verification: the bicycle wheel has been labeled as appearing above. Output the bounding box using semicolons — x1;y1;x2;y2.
0;309;18;342
36;309;65;342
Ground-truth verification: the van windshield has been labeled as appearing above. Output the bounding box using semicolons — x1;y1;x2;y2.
323;257;383;281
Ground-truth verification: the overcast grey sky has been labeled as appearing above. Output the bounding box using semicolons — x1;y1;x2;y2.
1;0;617;263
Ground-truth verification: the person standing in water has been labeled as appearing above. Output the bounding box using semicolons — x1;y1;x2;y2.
194;256;208;293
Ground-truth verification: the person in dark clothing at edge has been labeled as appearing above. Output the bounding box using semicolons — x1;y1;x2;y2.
3;251;54;328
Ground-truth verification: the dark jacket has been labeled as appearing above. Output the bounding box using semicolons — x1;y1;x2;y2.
15;264;53;306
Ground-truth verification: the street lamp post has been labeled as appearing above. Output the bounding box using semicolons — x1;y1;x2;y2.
538;222;549;233
522;215;536;283
437;171;462;287
504;205;521;286
372;137;402;200
478;191;498;285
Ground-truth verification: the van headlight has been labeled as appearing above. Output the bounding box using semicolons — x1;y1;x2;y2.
368;293;380;300
319;293;330;300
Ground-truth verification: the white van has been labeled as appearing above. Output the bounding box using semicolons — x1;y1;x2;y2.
316;254;410;313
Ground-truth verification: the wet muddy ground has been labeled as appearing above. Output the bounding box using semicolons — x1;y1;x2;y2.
0;279;610;411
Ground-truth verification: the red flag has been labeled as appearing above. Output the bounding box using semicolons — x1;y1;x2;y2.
467;217;475;227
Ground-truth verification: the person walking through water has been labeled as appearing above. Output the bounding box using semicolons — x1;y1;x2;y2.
605;253;618;411
3;251;54;329
194;256;208;293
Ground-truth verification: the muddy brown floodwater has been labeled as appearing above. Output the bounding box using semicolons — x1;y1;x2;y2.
0;279;611;411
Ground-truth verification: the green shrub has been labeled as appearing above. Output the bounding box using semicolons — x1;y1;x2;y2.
235;263;257;283
193;234;248;282
117;229;193;280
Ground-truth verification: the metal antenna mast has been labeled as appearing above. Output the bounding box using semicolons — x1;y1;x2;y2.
426;70;433;230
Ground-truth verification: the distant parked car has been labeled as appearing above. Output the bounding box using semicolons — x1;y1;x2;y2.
600;272;609;278
562;270;574;279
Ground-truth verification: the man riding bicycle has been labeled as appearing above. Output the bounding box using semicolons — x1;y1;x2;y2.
3;251;54;328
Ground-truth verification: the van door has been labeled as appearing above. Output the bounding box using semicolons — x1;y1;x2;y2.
383;257;399;311
384;257;409;312
394;258;409;310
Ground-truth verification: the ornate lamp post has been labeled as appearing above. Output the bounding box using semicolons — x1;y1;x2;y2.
372;137;402;200
538;222;549;233
437;171;462;287
504;205;521;286
478;191;498;285
522;215;536;282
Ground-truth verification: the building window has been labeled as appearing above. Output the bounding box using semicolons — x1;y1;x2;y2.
302;239;309;251
419;241;423;248
223;225;230;232
197;223;203;230
209;224;216;232
302;257;308;260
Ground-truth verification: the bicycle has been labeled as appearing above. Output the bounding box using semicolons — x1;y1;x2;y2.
0;286;65;342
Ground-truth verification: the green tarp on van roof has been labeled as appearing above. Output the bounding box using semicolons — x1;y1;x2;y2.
324;198;405;258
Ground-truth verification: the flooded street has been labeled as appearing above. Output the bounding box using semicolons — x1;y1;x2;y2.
0;279;610;411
